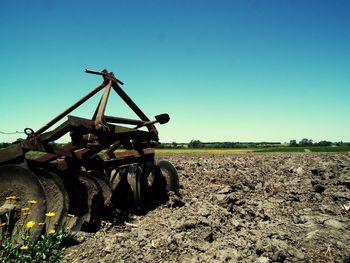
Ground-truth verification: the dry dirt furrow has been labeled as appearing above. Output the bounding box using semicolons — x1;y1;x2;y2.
63;153;350;263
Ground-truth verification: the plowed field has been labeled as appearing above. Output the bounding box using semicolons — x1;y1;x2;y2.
63;153;350;263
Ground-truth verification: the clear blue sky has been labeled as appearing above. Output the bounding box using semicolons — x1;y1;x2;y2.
0;0;349;143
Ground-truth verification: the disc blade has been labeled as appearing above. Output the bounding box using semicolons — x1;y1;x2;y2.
0;164;46;243
33;168;69;232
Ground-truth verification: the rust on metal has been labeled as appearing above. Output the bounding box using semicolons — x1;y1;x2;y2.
1;68;168;170
0;68;179;238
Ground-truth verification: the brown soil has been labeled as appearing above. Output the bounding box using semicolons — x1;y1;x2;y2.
63;153;350;263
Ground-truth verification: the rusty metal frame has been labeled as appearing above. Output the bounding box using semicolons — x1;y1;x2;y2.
1;69;170;170
33;69;157;137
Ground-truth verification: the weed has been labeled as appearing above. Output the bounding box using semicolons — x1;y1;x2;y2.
0;197;66;263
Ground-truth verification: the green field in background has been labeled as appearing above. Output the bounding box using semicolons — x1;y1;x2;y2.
157;146;350;154
307;146;350;152
256;147;350;152
155;148;255;155
255;147;306;152
23;146;350;158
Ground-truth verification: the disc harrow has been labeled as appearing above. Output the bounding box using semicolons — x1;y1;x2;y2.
0;69;179;242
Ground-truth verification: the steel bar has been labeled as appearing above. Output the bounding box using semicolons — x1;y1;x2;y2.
94;79;112;126
34;81;108;136
92;97;103;120
104;116;144;125
85;69;124;85
111;80;149;122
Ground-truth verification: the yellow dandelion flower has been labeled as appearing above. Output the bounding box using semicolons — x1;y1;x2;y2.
28;200;37;204
49;229;56;234
23;212;31;216
38;222;45;226
26;221;35;229
5;196;17;200
45;211;55;217
0;223;6;228
21;207;30;212
67;214;75;218
20;245;29;251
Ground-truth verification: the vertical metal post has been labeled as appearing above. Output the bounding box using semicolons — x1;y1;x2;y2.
94;79;112;126
34;81;108;136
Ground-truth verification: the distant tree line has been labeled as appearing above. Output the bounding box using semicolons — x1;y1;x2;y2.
187;140;281;149
155;139;350;149
289;139;349;147
157;140;282;149
1;140;349;150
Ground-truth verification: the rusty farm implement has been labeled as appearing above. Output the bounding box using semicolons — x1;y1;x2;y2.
0;69;179;241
